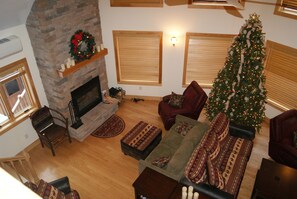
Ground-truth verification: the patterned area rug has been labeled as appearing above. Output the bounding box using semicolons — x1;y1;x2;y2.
91;115;125;138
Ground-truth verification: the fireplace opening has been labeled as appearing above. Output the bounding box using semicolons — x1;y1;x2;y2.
71;76;102;118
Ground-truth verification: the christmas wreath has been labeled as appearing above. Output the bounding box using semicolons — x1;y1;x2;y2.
69;30;96;61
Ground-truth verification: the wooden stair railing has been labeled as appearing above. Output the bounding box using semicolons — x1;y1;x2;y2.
0;151;39;184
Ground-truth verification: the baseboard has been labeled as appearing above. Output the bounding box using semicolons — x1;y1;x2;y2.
23;140;40;153
125;95;271;126
125;95;162;101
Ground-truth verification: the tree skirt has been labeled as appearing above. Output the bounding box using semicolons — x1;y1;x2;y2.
91;115;125;138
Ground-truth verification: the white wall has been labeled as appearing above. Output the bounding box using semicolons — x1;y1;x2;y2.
99;0;297;119
0;25;48;157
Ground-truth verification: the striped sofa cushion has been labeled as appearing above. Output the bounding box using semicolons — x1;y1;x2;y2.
207;157;225;190
216;136;253;195
184;146;208;184
210;112;230;145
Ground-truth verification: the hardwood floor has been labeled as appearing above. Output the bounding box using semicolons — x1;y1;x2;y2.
29;99;270;199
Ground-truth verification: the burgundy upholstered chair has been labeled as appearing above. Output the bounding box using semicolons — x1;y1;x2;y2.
158;81;207;130
269;109;297;169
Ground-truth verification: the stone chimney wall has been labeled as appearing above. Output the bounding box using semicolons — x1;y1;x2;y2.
26;0;108;120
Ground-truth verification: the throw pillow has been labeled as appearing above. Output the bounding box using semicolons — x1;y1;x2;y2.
293;131;297;148
203;132;220;162
66;190;80;199
36;179;65;199
152;156;170;168
24;181;38;192
184;147;208;184
210;112;230;145
168;92;184;108
175;122;194;136
207;157;225;190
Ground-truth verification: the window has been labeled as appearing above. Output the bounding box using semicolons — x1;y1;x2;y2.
113;30;163;85
274;0;297;20
0;58;40;134
264;40;297;110
110;0;163;7
183;33;235;87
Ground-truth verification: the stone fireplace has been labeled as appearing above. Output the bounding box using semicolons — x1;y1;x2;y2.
70;76;102;120
26;0;106;118
26;0;116;141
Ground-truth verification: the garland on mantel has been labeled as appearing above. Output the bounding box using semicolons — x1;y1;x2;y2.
69;30;96;61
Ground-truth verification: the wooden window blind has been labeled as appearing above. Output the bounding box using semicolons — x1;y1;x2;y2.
113;30;162;85
265;40;297;110
283;0;297;9
110;0;163;7
274;0;297;20
183;33;235;87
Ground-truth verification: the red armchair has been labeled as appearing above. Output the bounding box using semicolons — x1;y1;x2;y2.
269;109;297;169
158;81;207;130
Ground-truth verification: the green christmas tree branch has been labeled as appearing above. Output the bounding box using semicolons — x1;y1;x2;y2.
206;13;267;131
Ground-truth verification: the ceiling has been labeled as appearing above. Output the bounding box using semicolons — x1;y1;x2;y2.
0;0;34;31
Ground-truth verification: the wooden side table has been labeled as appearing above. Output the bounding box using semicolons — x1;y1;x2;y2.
252;158;297;199
133;168;178;199
133;167;212;199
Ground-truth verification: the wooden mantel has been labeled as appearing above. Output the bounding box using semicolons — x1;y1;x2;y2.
57;48;108;78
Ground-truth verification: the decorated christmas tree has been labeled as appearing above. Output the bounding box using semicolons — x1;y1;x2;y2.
205;13;267;130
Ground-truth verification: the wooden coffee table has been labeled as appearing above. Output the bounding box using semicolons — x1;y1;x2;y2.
133;167;211;199
252;158;297;199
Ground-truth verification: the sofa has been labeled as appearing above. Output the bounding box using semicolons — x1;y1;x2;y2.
139;114;209;181
269;109;297;169
139;113;254;199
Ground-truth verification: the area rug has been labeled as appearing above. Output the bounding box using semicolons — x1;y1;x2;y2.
91;115;125;138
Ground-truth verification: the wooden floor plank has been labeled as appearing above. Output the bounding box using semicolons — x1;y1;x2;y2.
29;99;270;199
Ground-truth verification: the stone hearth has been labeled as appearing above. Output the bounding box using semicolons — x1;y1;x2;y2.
70;102;118;142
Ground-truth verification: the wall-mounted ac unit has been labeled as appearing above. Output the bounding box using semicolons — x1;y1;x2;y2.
165;0;244;8
0;35;23;60
192;0;243;8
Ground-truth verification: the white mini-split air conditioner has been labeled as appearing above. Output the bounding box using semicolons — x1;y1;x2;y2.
0;35;23;60
192;0;243;8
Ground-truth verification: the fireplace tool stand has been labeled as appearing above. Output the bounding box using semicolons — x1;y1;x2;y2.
68;101;83;129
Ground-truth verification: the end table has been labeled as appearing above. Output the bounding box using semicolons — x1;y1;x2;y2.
133;168;211;199
133;168;178;199
252;158;297;199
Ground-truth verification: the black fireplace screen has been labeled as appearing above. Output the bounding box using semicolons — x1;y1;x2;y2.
71;76;102;118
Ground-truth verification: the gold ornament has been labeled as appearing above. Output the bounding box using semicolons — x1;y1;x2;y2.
250;13;260;21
